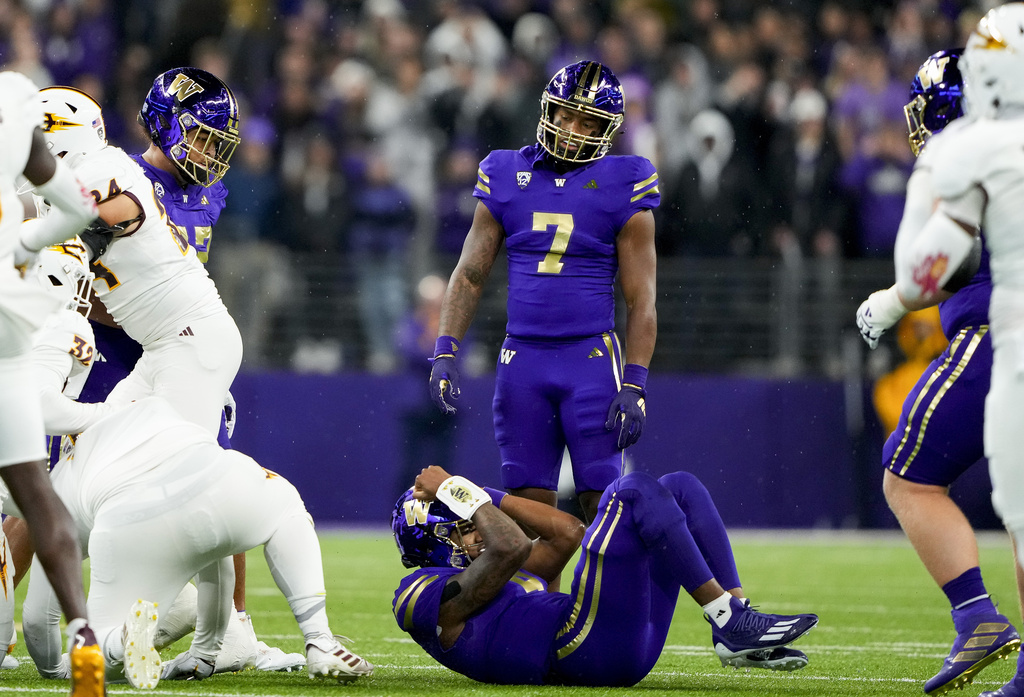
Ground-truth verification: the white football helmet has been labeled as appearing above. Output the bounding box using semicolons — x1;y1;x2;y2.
38;86;107;159
962;3;1024;118
33;231;94;316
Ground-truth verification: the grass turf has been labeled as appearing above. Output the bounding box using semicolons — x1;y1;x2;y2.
4;529;1021;696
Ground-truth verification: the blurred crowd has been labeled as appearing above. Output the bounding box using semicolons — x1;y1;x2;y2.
0;0;990;371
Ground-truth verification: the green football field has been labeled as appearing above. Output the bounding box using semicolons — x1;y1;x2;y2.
5;529;1022;696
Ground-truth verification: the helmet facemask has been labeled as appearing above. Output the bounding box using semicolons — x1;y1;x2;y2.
903;50;964;157
171;115;240;186
537;60;625;163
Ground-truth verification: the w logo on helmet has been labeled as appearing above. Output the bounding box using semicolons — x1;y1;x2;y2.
168;73;205;101
403;500;432;526
917;55;951;90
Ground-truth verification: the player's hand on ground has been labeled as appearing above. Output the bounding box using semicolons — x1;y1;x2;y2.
605;385;646;449
413;465;451;501
429;356;460;414
161;650;215;681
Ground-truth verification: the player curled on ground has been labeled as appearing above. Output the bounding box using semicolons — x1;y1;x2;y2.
429;60;658;525
0;69;108;697
893;7;1024;696
855;48;1023;696
392;466;817;684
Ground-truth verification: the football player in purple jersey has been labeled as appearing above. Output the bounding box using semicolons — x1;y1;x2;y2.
392;465;817;683
429;60;658;525
856;49;1022;696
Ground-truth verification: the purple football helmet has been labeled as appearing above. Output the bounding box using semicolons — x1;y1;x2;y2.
392;489;473;569
537;60;624;163
138;67;240;186
904;49;964;157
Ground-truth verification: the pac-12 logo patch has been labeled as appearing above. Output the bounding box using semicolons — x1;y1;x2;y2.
517;171;531;189
154;181;165;198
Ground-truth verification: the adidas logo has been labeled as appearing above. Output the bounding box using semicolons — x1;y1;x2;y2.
584;179;598;189
587;348;604;358
759;618;801;642
715;609;727;619
179;326;195;337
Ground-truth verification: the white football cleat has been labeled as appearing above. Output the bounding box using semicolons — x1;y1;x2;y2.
213;613;258;673
306;634;373;682
253;639;305;672
123;599;161;689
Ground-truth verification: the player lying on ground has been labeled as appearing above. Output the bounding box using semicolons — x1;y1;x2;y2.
392;465;817;685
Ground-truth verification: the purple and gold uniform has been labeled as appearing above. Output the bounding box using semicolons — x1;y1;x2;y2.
883;247;991;486
476;144;659;493
394;471;743;686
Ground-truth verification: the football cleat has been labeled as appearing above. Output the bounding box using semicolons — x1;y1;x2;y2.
924;613;1020;695
252;640;306;672
707;597;818;660
720;645;809;671
123;599;161;689
306;634;373;682
69;623;105;697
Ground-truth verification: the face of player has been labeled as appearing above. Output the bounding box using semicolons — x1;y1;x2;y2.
551;105;601;155
185;128;220;166
455;521;485;560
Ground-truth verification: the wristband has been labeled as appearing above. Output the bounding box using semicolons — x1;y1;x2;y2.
483;486;507;508
621;363;649;392
434;336;460;360
436;475;489;520
872;285;910;326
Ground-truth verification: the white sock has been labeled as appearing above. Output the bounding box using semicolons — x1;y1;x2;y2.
702;592;736;628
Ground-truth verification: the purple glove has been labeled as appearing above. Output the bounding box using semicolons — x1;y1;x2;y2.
429;336;461;414
605;364;648;449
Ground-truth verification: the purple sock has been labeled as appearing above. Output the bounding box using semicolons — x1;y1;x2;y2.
943;567;996;631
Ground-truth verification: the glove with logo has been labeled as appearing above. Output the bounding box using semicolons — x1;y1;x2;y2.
605;364;648;449
856;285;909;350
161;650;215;681
429;336;461;414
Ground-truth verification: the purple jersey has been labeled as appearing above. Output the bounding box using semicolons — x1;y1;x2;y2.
474;144;659;339
394;568;572;684
130;154;228;263
937;242;991;339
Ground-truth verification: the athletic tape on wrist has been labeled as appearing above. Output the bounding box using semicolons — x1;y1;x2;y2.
434;335;460;360
436;476;489;520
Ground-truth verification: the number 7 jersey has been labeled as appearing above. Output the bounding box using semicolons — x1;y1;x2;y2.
474;144;659;339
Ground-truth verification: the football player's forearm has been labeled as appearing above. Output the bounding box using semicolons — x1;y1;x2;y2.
438;276;484;339
624;308;657;367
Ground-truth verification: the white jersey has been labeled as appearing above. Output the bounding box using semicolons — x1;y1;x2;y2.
929;116;1024;336
0;72;59;329
66;146;227;346
32;309;117;439
0;72;40;252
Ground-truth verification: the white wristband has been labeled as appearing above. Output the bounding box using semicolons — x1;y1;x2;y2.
868;285;910;329
436;476;490;520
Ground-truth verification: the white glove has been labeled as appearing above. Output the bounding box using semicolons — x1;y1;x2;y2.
223;390;236;439
12;240;37;277
856;285;910;350
161;649;215;681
